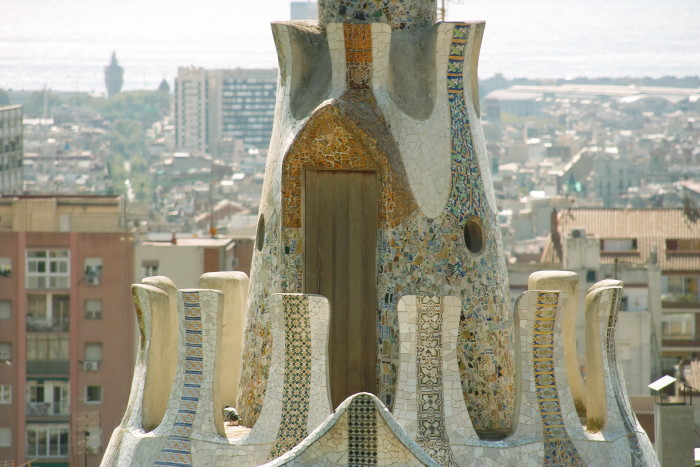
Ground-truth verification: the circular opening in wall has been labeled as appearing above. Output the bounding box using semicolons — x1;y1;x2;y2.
256;214;265;252
463;217;485;254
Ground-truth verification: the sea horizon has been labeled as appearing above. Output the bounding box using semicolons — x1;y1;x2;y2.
2;0;699;93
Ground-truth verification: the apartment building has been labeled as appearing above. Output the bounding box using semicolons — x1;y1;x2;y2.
134;235;236;288
174;67;277;155
0;195;134;467
0;105;23;195
537;208;700;382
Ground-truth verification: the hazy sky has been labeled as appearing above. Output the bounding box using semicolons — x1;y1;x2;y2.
2;0;699;91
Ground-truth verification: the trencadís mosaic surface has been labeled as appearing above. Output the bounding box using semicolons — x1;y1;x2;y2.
239;19;515;439
102;277;658;465
101;0;659;464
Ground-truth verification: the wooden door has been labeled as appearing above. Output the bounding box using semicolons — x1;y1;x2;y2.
304;169;377;408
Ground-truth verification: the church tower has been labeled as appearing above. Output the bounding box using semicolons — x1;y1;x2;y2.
104;51;124;98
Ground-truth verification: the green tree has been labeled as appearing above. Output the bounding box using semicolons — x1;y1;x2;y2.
63;93;97;108
24;90;62;117
129;153;152;202
110;119;144;160
99;91;170;126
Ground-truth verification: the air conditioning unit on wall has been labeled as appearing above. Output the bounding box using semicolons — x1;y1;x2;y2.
83;361;100;371
86;274;101;286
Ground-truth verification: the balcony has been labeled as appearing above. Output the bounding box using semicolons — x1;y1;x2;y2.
26;360;69;375
26;401;70;417
26;316;69;332
25;443;69;459
23;443;68;465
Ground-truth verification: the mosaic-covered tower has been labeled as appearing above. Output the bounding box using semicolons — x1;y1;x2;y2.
238;0;515;438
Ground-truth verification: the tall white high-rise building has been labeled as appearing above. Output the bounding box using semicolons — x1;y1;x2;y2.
174;68;208;154
0;105;23;194
174;68;277;155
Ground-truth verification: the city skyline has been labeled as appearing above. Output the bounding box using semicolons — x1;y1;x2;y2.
2;0;700;92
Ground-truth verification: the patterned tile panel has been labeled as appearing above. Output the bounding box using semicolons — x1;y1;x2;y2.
606;288;647;466
154;292;203;467
269;295;312;460
270;295;311;459
265;392;438;466
344;23;372;89
533;292;584;466
348;394;378;466
416;296;458;466
446;23;486;224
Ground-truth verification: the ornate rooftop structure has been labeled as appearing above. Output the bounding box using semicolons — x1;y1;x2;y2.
101;0;659;465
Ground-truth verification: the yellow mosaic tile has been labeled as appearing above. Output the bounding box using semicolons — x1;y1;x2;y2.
281;93;417;230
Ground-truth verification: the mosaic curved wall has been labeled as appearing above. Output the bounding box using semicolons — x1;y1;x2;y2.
238;21;514;437
103;278;659;466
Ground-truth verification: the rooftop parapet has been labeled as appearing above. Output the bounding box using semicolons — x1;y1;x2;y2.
102;271;659;466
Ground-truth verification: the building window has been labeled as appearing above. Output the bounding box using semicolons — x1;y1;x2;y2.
26;250;70;289
661;313;695;340
0;342;10;363
85;343;103;364
84;258;103;286
85;300;103;320
27;294;70;332
85;385;103;404
26;335;69;375
26;424;69;458
662;275;700;302
666;239;700;252
620;296;629;311
0;300;10;320
600;238;638;252
0;427;10;448
142;260;159;278
585;270;597;283
59;214;70;232
26;379;70;417
0;384;11;404
84;426;102;455
0;257;10;277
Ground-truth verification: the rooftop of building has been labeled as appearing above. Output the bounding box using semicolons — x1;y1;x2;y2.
545;207;700;271
485;83;700;103
0;194;121;203
0;195;124;232
140;236;234;247
0;104;22;111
